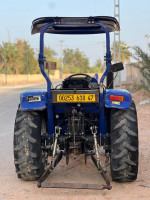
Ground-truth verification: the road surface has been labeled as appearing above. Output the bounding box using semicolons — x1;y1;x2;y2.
0;84;150;200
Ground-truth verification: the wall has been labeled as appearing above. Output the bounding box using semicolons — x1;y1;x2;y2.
126;64;142;83
0;71;103;85
0;70;61;85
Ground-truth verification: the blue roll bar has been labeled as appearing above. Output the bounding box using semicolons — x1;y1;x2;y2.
38;21;111;91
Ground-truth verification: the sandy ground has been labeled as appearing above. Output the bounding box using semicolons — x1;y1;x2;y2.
0;86;150;200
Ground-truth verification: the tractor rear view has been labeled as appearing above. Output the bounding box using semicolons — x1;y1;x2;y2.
13;16;138;190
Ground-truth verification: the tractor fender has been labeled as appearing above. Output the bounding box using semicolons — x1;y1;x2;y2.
20;90;47;111
105;89;132;110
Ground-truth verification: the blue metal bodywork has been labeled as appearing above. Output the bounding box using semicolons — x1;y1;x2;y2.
20;88;132;137
20;90;47;111
20;16;131;137
20;89;131;111
105;89;132;110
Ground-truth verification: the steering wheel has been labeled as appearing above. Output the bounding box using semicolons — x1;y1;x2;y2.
67;73;91;79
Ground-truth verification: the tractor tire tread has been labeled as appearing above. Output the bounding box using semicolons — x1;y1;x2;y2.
13;109;44;181
111;101;138;182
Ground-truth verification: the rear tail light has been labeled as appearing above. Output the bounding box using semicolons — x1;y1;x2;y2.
109;95;124;102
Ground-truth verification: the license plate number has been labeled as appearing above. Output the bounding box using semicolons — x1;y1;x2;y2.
57;94;96;102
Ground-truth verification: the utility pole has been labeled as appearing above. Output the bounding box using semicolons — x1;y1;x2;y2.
114;0;121;87
3;43;7;85
26;50;29;82
145;35;150;55
60;40;64;79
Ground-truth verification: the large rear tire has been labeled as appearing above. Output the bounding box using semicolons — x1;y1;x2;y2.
14;109;45;181
110;101;138;182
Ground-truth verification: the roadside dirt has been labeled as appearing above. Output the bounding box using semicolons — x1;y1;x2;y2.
0;89;150;200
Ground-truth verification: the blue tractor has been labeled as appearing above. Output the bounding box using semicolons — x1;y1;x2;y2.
13;16;138;190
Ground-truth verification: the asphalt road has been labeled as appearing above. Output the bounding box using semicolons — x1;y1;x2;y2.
0;82;60;198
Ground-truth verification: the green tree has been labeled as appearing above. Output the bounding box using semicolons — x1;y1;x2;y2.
0;40;39;74
21;40;39;74
0;42;18;74
90;59;103;73
112;41;131;63
44;46;57;59
133;45;150;90
63;48;90;73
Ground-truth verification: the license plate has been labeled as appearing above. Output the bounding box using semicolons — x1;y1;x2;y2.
57;94;96;103
27;96;41;102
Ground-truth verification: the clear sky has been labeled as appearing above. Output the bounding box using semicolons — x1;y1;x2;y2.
0;0;150;65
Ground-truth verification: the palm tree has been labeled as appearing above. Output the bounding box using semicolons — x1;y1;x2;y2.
111;41;131;63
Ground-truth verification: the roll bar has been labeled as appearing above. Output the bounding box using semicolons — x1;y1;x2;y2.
38;21;112;94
